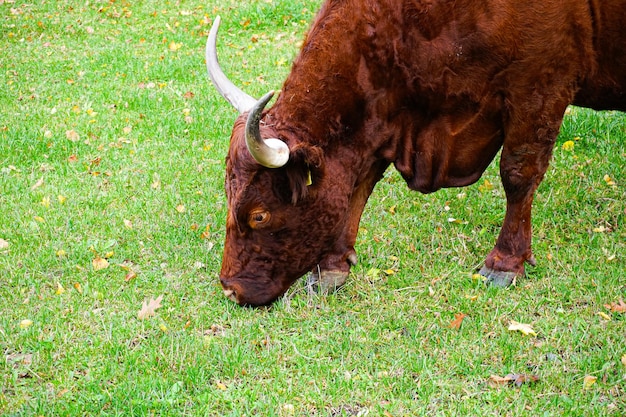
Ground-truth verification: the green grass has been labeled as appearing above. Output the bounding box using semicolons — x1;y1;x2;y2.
1;0;625;415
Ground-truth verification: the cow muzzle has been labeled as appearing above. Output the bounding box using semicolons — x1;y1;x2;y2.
220;278;240;304
219;277;285;307
222;289;238;303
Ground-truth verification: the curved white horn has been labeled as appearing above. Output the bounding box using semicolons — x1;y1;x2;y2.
206;16;256;113
245;91;290;168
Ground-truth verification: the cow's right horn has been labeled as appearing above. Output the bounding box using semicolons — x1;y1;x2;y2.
206;16;256;113
245;91;290;168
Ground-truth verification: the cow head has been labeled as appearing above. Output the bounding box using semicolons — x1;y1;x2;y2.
207;17;352;306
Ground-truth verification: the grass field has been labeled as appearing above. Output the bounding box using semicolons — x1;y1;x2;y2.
1;0;625;415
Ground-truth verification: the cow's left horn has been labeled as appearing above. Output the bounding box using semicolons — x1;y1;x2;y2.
206;15;256;113
245;91;289;168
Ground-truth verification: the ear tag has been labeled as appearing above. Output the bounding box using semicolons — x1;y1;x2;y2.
306;170;313;186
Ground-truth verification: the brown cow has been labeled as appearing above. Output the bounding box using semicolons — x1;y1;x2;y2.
207;0;626;306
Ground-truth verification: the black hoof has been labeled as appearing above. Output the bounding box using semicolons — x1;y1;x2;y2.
479;265;518;287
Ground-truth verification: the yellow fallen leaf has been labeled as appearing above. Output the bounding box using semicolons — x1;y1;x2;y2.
621;354;626;367
34;216;44;223
562;140;574;151
56;249;67;257
57;195;67;204
596;312;611;321
123;219;133;229
104;251;114;258
583;375;597;390
92;256;109;271
55;282;65;295
159;323;168;332
508;320;537;336
40;196;51;208
603;174;616;186
168;41;182;51
175;204;186;213
73;282;82;294
19;319;33;329
478;179;494;193
472;273;486;282
215;381;227;391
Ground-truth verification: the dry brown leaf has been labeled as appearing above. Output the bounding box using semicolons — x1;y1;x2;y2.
5;353;33;367
489;374;510;385
0;238;8;250
204;324;228;337
489;373;539;388
449;313;466;330
92;256;109;271
65;129;80;142
604;300;626;313
137;295;163;320
31;177;44;190
124;270;137;282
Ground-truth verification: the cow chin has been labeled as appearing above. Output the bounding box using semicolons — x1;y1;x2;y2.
220;276;290;307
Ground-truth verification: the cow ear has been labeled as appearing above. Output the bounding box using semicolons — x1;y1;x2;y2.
285;143;324;204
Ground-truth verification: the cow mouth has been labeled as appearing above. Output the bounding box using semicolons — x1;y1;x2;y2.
219;276;290;307
223;289;237;303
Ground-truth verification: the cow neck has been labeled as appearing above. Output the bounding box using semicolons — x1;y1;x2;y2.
266;0;369;151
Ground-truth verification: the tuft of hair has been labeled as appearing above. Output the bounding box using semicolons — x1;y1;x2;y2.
285;143;324;204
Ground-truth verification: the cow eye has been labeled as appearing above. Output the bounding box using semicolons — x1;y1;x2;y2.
248;209;271;228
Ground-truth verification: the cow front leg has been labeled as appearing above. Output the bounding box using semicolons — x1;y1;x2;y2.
307;161;388;293
481;106;565;287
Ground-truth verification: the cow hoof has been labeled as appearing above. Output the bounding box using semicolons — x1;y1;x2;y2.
306;269;348;295
479;266;518;287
